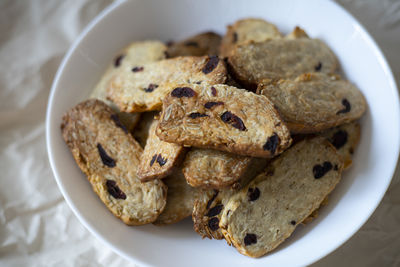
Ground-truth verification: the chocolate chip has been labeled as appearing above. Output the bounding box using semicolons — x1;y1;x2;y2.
247;187;260;201
290;220;296;225
202;55;219;74
233;32;238;43
336;98;351;114
206;190;219;209
206;204;224;217
184;41;199;47
97;143;116;167
188;112;208;119
211;86;217;96
244;233;257;246
150;154;157;166
106;180;126;199
114;54;124;67
315;62;322;71
110;114;128;134
220;111;246;131
208;217;219;231
171;87;196;98
156;154;167;166
144;83;158;93
204;101;224;109
263;133;280;154
313;161;333;179
331;130;348;149
132;66;144;72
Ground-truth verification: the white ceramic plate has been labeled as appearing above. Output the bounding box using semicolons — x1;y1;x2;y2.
46;0;400;266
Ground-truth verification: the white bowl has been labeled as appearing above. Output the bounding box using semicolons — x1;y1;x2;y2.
46;0;400;266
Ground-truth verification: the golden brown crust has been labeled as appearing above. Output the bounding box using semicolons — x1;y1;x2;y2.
61;99;167;225
137;120;186;181
157;83;292;158
257;73;366;134
107;56;227;112
166;32;221;58
285;26;309;39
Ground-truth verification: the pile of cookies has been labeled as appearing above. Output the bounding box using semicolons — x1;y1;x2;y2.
61;18;366;257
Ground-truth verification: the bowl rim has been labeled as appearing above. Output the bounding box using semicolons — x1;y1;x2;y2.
46;0;400;266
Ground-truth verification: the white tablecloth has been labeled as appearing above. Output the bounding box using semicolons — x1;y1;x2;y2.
1;0;399;266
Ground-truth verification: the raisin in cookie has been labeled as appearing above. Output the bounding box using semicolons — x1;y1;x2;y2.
257;73;366;133
166;32;221;58
137;120;186;181
61;99;167;225
156;83;292;158
220;18;282;58
320;121;361;169
227;38;338;89
219;137;343;257
107;55;227;112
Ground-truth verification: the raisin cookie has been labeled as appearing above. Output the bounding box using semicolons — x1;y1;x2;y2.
61;99;167;225
137;120;186;181
154;168;210;225
107;55;227;112
166;32;221;58
156;83;292;158
257;73;366;133
320;121;361;169
219;137;343;257
220;18;282;58
227;38;338;89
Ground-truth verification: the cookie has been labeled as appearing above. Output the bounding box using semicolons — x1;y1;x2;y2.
61;99;167;225
320;121;361;169
192;158;267;239
183;148;257;189
220;18;282;58
90;41;167;108
137;120;186;181
107;55;228;112
132;111;158;148
227;38;338;89
257;73;366;133
285;26;309;39
156;83;292;158
153;168;209;225
166;32;221;58
219;137;343;257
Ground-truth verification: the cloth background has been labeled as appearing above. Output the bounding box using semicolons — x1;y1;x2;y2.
0;0;399;266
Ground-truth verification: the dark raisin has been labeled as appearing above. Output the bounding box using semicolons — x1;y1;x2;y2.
110;114;128;134
184;41;199;47
233;32;238;43
195;81;202;84
132;66;144;72
144;83;158;93
336;98;351;114
290;220;296;225
106;180;126;199
150;154;157;166
206;204;223;217
171;87;196;98
263;133;280;154
206;190;219;209
188;112;208;119
330;130;348;149
315;62;322;71
97;143;116;167
334;164;339;171
220;111;246;131
244;233;257;246
156;154;167;166
202;55;219;74
247;187;260;201
211;86;217;96
208;217;219;231
204;101;224;109
114;54;124;67
313;161;333;179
